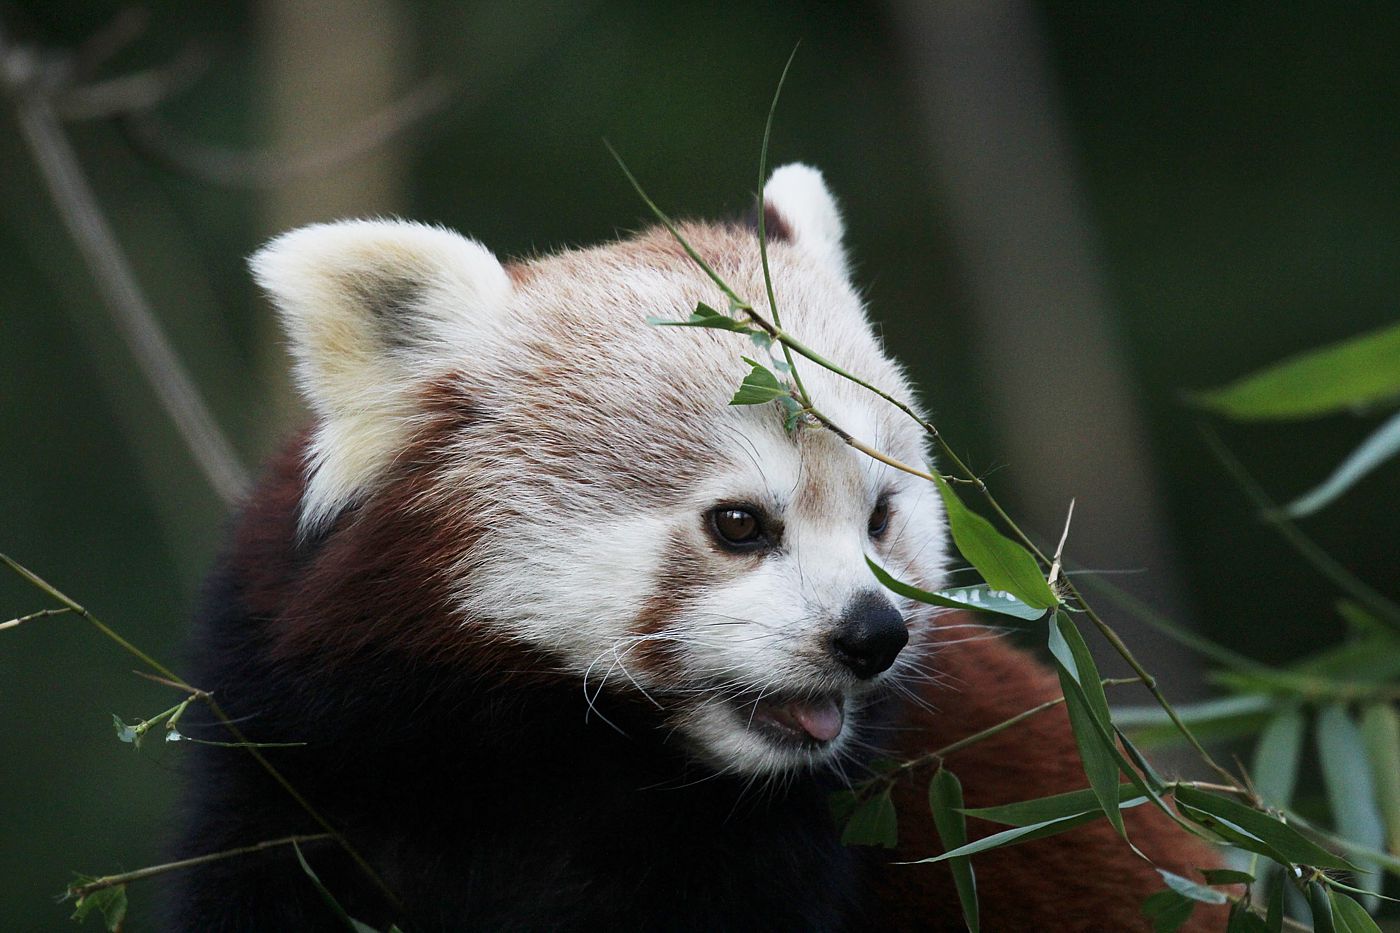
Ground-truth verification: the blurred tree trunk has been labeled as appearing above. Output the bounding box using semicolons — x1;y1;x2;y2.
885;0;1202;699
254;0;411;450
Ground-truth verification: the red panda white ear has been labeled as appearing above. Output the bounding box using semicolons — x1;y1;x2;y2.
250;219;511;536
762;164;848;275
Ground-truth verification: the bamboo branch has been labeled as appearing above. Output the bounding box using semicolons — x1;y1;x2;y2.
885;677;1140;778
121;78;453;189
68;834;333;899
0;606;73;632
0;20;249;505
0;553;402;912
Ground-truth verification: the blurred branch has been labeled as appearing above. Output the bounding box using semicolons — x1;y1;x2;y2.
1201;427;1400;631
67;7;150;83
122;76;453;189
884;0;1202;705
0;15;249;505
66;834;334;900
1;552;403;909
0;606;74;632
57;42;208;120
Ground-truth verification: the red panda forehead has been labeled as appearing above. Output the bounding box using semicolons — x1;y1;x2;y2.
434;219;919;501
500;226;897;399
507;220;858;329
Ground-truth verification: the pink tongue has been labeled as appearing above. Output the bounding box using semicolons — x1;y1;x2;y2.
790;698;844;743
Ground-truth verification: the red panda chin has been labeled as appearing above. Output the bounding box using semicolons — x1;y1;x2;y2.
675;686;877;776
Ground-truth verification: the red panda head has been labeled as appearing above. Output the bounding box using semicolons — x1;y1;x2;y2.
252;165;949;776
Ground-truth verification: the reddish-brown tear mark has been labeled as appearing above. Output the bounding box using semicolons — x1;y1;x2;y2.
628;529;746;678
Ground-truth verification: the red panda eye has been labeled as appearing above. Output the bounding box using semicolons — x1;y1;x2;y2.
709;508;764;549
868;500;891;538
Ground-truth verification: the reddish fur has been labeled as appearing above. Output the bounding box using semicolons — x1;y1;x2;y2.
628;532;724;676
868;622;1225;931
233;423;565;683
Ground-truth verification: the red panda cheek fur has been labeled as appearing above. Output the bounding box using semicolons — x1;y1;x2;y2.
168;167;1223;931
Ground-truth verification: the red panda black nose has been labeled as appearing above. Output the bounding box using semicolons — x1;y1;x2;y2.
830;592;909;679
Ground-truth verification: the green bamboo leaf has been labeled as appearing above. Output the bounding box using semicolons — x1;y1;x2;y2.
1359;703;1400;856
112;714;139;746
1157;869;1229;905
730;357;791;406
68;878;128;931
1211;667;1384;700
930;475;1058;610
647;301;757;333
1190;321;1400;420
1202;868;1256;886
1309;881;1337;933
1114;689;1282;728
1227;902;1271;932
1328;889;1384;933
1177;801;1296;865
929;769;979;933
1323;878;1400;905
865;558;1047;621
841;789;898;849
1266;870;1285;933
1115;694;1274;750
926;585;1047;621
1142;889;1196;932
1116;729;1171;795
961;786;1146;827
293;842;384;932
1316;704;1385;909
1336;600;1386;637
1199;429;1400;633
1173;785;1354;870
828;788;859;825
904;809;1105;864
1284;410;1400;516
1291;633;1400;684
1252;708;1306;808
1114;694;1276;730
1022;628;1183;834
776;395;804;432
1048;612;1126;838
1287;817;1400;877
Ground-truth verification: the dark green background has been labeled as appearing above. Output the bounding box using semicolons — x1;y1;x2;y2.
3;2;1397;929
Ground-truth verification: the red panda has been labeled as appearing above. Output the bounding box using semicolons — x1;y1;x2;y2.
168;165;1220;931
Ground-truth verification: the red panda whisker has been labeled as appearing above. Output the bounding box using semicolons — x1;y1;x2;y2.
608;641;665;710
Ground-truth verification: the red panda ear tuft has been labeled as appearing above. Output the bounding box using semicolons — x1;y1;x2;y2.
761;164;848;275
250;219;511;536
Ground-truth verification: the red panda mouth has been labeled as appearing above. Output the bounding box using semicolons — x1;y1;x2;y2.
742;693;846;745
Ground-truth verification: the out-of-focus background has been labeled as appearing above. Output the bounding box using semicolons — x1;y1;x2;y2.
2;2;1397;929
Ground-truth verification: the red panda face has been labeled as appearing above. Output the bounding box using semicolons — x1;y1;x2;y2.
634;405;945;774
252;166;949;776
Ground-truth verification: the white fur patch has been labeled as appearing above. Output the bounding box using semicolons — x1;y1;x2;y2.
763;163;848;275
250;220;512;535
